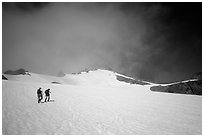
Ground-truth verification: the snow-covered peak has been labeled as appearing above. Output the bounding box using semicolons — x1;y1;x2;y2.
3;68;154;86
62;69;123;86
63;69;152;86
63;69;117;78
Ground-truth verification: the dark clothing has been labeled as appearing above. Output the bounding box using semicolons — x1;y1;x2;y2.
45;96;50;102
37;94;43;99
37;88;43;103
44;89;51;102
45;89;50;96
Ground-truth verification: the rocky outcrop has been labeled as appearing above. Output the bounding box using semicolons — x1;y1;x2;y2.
2;75;8;80
77;68;98;74
116;75;150;85
4;68;27;75
150;80;202;96
51;82;61;84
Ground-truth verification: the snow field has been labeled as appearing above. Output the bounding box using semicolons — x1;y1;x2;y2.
2;80;202;135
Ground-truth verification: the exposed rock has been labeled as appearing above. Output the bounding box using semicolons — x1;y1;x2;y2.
150;80;202;95
77;68;98;74
2;75;8;80
4;68;27;75
116;75;150;85
51;82;61;84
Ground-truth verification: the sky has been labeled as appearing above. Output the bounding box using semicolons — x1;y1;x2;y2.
2;2;202;83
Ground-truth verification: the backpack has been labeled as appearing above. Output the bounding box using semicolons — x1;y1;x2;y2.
45;90;50;96
37;89;42;94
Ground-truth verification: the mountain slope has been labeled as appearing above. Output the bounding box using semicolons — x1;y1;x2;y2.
2;73;202;135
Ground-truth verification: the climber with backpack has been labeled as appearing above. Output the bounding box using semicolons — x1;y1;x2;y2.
44;88;51;102
37;87;43;103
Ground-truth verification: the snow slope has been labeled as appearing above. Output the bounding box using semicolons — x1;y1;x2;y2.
2;70;202;135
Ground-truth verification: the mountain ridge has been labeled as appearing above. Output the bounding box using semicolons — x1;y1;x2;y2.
3;68;152;86
3;68;202;95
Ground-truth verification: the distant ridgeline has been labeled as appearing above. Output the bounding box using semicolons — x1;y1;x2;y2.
76;66;114;74
150;72;202;95
2;68;202;96
76;68;99;74
3;69;31;80
4;68;30;75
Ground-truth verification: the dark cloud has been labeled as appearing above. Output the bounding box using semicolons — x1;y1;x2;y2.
2;2;202;83
3;2;49;11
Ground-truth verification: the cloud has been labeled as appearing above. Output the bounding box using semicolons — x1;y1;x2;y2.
3;3;201;83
